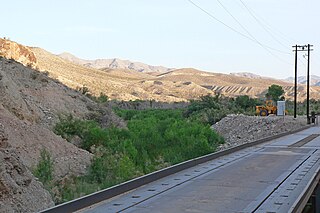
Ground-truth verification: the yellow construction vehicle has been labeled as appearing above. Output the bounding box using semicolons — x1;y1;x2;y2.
256;100;277;116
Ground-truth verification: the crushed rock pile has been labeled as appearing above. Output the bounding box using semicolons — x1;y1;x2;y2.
212;114;307;150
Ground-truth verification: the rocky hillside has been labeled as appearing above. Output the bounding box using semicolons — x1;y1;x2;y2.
58;52;173;73
0;125;54;212
0;56;125;212
0;38;37;69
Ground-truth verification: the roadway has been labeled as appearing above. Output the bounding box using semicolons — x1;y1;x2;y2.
81;126;320;213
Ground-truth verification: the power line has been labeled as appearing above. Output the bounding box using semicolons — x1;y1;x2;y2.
216;0;289;54
238;0;290;50
187;0;291;64
187;0;255;42
216;0;254;40
238;0;297;45
215;0;291;64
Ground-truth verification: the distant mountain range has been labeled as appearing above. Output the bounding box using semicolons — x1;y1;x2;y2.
284;75;320;86
230;72;275;80
231;72;320;86
58;52;174;73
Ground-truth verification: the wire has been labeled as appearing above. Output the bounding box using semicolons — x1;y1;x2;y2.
215;0;291;60
238;0;291;50
187;0;291;64
187;0;254;42
238;0;297;45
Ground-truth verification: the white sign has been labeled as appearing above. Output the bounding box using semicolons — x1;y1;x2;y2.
277;101;286;116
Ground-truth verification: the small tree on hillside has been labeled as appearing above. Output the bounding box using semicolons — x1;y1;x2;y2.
266;84;284;102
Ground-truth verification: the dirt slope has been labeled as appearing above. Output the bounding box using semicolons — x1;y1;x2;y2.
0;56;126;177
0;56;125;212
0;125;54;212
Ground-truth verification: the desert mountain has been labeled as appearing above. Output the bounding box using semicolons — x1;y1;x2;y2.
58;52;173;73
230;72;275;80
284;75;320;86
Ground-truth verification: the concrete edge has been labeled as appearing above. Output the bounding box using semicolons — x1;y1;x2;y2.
292;159;320;212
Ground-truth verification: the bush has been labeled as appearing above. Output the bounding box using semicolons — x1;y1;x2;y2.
97;92;109;103
54;114;98;143
184;95;261;124
77;86;90;95
34;149;54;185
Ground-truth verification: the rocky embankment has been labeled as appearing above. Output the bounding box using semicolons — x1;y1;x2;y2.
212;114;307;150
0;124;54;212
0;56;125;212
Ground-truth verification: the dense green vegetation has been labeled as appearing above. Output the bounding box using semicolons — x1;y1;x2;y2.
53;109;224;203
185;94;262;124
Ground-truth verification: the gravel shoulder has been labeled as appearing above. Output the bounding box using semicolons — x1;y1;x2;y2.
212;114;308;151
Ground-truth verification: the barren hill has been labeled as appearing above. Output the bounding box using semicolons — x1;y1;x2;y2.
154;68;320;101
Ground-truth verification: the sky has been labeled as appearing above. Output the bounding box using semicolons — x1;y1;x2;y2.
1;0;319;79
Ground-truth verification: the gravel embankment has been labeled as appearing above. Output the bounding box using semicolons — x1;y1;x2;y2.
212;114;308;151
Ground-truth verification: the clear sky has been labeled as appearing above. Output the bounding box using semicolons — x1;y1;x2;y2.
1;0;319;79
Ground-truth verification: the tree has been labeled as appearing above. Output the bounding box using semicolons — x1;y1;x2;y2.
266;84;284;102
235;95;251;109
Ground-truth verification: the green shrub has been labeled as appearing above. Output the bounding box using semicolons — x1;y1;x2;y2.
54;114;99;144
97;92;109;103
34;149;54;185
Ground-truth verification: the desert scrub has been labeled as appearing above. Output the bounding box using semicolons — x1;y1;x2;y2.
54;114;98;143
184;95;261;125
53;109;224;203
33;149;54;186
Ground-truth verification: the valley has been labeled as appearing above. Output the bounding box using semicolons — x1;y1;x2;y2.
0;38;319;212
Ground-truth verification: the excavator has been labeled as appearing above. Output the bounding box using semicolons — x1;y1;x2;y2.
256;100;277;116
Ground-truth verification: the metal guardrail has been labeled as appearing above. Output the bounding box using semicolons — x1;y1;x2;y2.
40;125;311;213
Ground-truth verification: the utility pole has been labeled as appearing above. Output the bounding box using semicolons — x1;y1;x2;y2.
306;44;313;124
292;44;313;122
294;45;298;118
